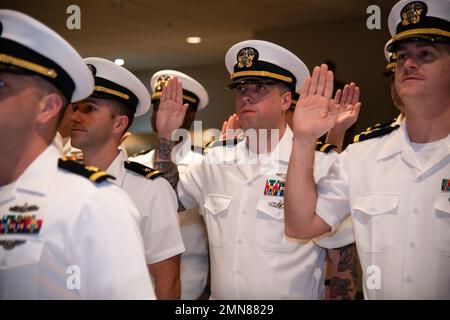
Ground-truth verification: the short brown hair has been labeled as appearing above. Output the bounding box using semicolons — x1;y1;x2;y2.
31;75;68;125
108;99;135;136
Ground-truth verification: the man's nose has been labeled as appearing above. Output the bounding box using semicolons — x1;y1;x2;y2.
404;56;419;71
239;91;254;103
70;108;82;123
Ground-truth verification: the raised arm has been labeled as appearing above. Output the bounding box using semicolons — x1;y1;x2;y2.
284;64;337;239
153;77;189;211
153;77;188;189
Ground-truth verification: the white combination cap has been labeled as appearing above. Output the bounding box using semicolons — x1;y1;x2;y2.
150;70;209;111
387;0;450;52
0;9;93;102
225;39;310;95
83;57;150;116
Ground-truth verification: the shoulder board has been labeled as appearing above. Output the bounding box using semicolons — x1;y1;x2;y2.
353;123;400;143
58;158;115;183
191;145;205;155
131;148;153;158
208;138;244;148
124;161;163;180
361;118;398;133
315;141;337;153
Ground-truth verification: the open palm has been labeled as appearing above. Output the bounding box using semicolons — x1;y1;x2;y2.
332;83;361;131
156;77;189;139
293;64;337;139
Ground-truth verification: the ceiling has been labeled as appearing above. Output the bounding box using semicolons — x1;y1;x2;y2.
2;0;396;70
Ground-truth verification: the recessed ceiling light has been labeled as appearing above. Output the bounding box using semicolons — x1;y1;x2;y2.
186;37;202;44
114;58;125;66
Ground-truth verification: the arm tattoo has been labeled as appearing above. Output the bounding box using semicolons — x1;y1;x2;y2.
154;161;179;189
154;138;177;185
155;138;175;161
326;243;360;300
154;138;185;211
337;243;359;285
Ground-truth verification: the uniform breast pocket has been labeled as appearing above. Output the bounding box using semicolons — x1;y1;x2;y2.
434;195;450;256
351;193;399;253
202;194;232;247
0;239;44;269
0;239;44;299
256;199;297;252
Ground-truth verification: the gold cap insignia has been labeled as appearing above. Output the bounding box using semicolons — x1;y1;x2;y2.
401;1;426;26
391;52;397;62
237;47;258;69
155;75;172;92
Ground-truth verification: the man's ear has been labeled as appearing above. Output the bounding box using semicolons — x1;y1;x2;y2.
113;114;129;135
36;93;64;124
280;91;292;112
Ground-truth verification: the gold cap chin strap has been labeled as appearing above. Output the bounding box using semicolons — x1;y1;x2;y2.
0;53;57;78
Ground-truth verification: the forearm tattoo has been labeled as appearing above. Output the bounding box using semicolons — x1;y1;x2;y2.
154;138;185;211
155;138;175;161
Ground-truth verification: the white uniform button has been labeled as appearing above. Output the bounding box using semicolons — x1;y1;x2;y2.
237;238;243;244
242;210;246;215
409;241;416;248
413;208;419;214
234;269;241;274
405;276;414;283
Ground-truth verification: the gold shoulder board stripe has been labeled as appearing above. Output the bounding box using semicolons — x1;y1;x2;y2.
315;142;336;153
320;143;331;152
58;158;115;183
146;170;163;179
89;171;110;182
124;161;162;180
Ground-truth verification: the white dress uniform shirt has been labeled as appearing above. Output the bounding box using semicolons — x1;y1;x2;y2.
316;120;450;299
107;150;185;266
177;126;355;299
0;145;155;299
130;144;209;299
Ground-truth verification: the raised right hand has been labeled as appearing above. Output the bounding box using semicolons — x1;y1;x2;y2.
293;64;337;140
156;77;189;140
